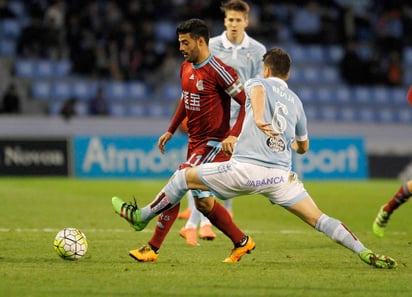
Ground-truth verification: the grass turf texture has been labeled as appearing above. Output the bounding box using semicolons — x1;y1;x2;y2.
1;178;411;297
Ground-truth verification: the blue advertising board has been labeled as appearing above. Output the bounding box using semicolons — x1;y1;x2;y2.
73;136;367;179
73;135;188;178
292;137;367;180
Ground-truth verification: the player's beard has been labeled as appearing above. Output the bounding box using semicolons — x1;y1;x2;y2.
185;46;201;64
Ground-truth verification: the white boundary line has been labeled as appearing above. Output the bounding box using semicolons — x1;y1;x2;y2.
0;228;407;235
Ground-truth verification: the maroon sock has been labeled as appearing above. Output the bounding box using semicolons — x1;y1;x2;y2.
384;183;412;214
148;203;180;251
206;201;244;245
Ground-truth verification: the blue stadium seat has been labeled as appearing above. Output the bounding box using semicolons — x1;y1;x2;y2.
128;104;146;117
161;83;181;101
8;0;26;17
0;39;16;57
306;45;324;63
404;47;412;66
146;104;172;117
0;19;21;38
335;87;351;103
72;80;97;101
297;86;315;103
397;109;412;123
109;103;126;117
321;66;340;83
391;87;408;106
32;80;51;99
15;59;71;78
358;108;377;122
326;45;343;63
48;101;62;115
316;87;334;103
104;82;128;100
128;81;149;100
339;107;357;122
318;106;338;121
54;60;72;76
377;108;395;123
36;60;54;77
52;80;72;100
404;68;412;86
371;86;390;104
15;59;35;78
353;86;372;105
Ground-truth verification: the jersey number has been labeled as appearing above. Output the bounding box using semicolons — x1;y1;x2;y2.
272;101;288;134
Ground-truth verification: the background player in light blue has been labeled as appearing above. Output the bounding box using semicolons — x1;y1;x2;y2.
113;47;398;268
178;0;267;245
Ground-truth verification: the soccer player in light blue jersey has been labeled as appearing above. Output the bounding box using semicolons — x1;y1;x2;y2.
178;0;267;245
112;47;398;267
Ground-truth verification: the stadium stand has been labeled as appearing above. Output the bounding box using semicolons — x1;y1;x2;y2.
0;0;411;124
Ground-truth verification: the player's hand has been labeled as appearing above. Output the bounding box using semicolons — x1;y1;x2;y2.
255;120;279;138
158;132;173;154
222;135;238;155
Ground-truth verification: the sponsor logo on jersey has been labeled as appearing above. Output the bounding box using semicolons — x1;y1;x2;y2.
196;80;204;91
266;136;286;153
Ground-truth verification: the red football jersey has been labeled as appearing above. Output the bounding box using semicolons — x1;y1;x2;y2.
168;55;245;145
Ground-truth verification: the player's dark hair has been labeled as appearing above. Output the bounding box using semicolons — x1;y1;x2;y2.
220;0;250;15
263;48;291;77
176;18;210;44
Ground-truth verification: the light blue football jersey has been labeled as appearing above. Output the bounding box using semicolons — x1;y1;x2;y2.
232;77;308;170
209;32;266;123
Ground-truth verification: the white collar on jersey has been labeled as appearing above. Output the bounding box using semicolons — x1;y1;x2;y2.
221;31;250;49
268;77;288;88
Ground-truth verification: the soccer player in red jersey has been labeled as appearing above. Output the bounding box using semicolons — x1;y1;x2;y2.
113;18;255;262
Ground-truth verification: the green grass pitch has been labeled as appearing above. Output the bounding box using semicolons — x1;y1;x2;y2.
1;178;411;297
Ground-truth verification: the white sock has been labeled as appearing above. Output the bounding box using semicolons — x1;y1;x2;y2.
315;214;366;255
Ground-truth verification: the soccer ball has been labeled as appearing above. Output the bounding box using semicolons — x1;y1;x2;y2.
53;228;88;260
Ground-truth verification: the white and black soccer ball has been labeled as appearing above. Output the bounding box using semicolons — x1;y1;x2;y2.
53;228;88;260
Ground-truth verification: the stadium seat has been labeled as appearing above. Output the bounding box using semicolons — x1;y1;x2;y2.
0;39;16;57
339;107;357;122
128;81;149;100
109;103;126;117
52;80;72;100
335;87;351;103
15;59;35;78
146;104;172;117
306;45;324;63
0;19;21;38
318;106;338;121
8;0;26;17
72;80;97;101
104;82;128;100
353;87;372;105
32;80;51;100
404;47;412;66
358;108;377;122
391;87;408;106
397;109;412;123
54;60;72;76
316;87;334;103
36;60;54;77
326;45;343;63
321;66;340;83
297;86;315;103
378;108;395;123
128;104;146;117
160;83;181;102
371;86;390;104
